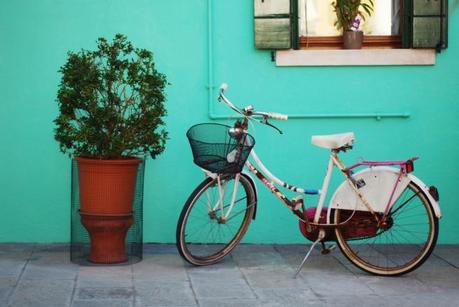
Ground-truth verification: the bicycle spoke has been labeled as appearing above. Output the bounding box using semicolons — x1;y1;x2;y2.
390;191;421;217
225;202;256;223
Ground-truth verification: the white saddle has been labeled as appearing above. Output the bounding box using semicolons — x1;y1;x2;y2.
311;132;355;150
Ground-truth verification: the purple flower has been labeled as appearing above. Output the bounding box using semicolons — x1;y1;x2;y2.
351;17;361;31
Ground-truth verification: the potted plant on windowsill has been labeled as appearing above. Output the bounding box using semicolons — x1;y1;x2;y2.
332;0;374;49
54;34;168;264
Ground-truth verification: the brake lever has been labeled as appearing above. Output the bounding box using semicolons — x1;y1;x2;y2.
261;117;283;134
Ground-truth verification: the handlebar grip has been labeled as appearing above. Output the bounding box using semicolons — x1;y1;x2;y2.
220;83;228;92
268;112;288;120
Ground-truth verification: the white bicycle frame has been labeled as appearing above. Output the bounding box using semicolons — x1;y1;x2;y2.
211;143;441;225
207;84;441;225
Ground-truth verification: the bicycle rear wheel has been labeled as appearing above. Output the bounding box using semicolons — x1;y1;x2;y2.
176;174;256;266
334;181;438;276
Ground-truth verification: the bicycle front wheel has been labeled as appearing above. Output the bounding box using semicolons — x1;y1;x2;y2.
334;181;438;276
176;174;256;266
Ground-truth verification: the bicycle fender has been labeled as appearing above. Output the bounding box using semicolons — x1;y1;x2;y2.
329;167;441;218
408;173;441;218
241;171;258;220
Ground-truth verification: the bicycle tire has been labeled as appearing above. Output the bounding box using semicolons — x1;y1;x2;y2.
334;181;439;276
176;174;256;266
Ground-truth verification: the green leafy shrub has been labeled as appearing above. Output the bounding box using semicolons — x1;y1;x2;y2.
332;0;374;31
54;34;168;159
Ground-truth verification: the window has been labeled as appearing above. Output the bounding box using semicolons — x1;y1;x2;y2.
299;0;402;48
254;0;448;52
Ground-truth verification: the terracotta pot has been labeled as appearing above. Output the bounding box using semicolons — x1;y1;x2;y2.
76;157;142;215
343;30;363;49
80;212;134;264
76;157;141;264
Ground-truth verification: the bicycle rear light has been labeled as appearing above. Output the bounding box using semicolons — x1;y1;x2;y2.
405;160;414;173
429;186;440;201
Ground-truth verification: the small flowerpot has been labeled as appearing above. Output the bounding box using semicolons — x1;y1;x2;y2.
343;30;364;49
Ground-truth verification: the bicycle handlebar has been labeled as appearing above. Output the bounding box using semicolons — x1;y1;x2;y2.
218;83;288;121
219;83;229;92
263;112;288;121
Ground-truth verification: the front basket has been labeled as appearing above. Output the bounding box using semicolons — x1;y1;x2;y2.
187;123;255;174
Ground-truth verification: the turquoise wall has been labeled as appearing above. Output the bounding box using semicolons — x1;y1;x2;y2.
1;0;458;243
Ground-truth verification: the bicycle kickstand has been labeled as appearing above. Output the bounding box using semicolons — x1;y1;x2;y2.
293;229;326;279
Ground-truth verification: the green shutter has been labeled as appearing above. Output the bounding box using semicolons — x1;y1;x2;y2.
401;0;413;49
254;0;299;50
404;0;448;51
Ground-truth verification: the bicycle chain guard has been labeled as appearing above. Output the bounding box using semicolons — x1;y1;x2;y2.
298;208;335;242
299;208;386;242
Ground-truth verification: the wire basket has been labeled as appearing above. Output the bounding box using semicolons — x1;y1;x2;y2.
187;123;255;174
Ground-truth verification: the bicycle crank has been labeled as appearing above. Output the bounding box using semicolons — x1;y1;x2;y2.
320;242;336;255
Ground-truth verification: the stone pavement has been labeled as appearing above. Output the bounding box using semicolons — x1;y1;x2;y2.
0;244;458;307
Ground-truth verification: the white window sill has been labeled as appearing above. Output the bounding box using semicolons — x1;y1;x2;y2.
276;49;436;66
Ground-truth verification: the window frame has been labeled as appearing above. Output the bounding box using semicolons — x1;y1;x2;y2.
298;0;403;49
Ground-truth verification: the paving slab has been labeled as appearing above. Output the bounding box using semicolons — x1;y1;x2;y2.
198;298;266;307
77;265;133;288
76;287;135;300
0;277;16;303
322;295;386;307
277;246;353;275
0;255;28;279
133;253;188;281
72;300;133;307
142;244;177;255
32;244;70;253
134;280;196;306
371;292;459;307
0;244;35;255
303;272;375;297
8;279;74;307
186;257;243;281
241;265;310;289
433;245;459;268
255;288;322;306
191;279;255;300
232;245;288;269
22;251;78;280
356;275;431;296
412;264;459;289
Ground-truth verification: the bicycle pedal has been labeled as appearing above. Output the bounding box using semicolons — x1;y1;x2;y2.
321;244;336;255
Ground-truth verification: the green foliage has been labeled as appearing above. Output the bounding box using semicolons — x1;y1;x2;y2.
54;34;168;159
332;0;374;31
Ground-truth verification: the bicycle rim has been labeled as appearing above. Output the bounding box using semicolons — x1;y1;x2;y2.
335;181;438;276
177;174;255;265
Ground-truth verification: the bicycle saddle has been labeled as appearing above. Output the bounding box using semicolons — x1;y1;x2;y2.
311;132;355;149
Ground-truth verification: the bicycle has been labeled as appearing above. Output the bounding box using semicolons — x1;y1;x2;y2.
176;83;441;276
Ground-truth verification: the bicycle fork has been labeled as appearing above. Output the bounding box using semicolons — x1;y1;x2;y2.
209;174;241;223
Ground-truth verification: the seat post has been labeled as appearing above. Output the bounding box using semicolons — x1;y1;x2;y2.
313;151;336;224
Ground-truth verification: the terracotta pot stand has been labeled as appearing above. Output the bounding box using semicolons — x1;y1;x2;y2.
80;212;134;264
